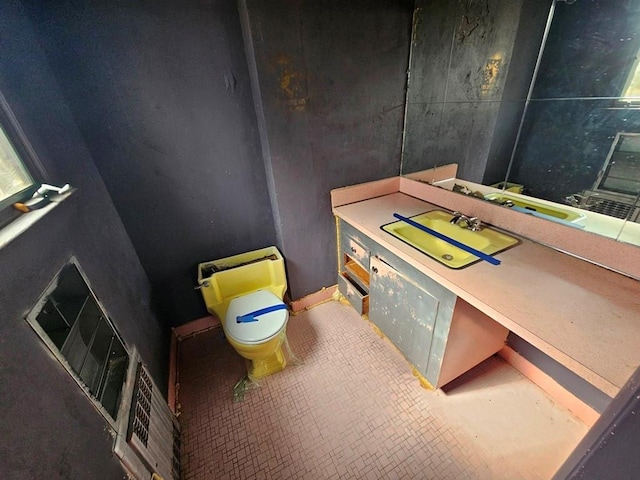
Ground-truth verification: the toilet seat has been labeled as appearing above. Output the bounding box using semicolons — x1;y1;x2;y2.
225;290;288;345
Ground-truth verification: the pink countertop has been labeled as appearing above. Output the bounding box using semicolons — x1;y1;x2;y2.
334;192;640;398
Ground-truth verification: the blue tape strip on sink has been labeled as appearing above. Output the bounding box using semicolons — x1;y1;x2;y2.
236;303;287;323
392;213;501;266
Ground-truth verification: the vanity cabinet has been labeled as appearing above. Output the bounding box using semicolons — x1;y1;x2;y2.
337;218;508;389
369;256;439;376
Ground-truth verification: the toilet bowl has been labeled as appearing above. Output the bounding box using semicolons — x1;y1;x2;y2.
224;290;289;379
198;247;290;380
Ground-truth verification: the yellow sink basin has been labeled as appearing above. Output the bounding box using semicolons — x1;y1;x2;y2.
381;210;519;269
484;193;585;222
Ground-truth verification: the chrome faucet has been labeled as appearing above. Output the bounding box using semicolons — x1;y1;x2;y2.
450;212;482;231
565;194;584;208
565;193;603;209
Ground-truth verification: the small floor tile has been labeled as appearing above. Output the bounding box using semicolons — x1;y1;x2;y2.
178;300;587;479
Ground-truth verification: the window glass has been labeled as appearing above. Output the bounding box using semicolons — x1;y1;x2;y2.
0;124;33;204
598;134;640;196
28;262;129;422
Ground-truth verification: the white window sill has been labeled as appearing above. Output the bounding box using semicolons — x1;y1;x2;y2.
0;189;74;251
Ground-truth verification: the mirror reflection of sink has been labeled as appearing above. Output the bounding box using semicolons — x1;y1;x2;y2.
381;210;519;269
484;193;586;223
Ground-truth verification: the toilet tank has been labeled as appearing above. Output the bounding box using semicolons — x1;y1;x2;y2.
197;246;287;321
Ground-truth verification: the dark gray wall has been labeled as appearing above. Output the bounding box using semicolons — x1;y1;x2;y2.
23;0;278;326
0;1;166;478
24;0;412;319
402;0;550;184
241;0;412;300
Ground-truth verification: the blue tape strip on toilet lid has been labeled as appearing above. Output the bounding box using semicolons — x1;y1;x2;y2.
236;303;287;323
225;290;288;344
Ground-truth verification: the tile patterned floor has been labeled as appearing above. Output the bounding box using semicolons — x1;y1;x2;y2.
178;300;587;480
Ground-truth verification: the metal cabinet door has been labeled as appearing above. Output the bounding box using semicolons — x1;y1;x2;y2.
369;256;440;375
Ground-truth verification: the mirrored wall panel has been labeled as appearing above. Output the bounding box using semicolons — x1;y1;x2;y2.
402;0;640;247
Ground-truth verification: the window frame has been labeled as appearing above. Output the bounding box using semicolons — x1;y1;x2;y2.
618;44;640;106
594;132;640;197
0;90;47;228
25;257;131;430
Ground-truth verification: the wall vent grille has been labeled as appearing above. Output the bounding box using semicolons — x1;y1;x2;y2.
130;364;152;447
589;198;633;219
114;352;180;480
581;189;639;222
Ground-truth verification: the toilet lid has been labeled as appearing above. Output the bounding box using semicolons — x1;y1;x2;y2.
225;290;288;344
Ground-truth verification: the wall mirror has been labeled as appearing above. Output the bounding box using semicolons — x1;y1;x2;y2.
402;0;640;247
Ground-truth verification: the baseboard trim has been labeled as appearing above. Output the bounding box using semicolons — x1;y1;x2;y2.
499;346;599;427
169;315;220;413
290;285;337;313
173;315;220;340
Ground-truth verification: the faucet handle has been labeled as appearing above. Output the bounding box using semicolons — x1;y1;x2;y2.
468;217;482;231
565;194;583;207
450;212;463;224
450;211;482;230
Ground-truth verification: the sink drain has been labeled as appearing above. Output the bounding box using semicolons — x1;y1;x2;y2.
442;254;454;261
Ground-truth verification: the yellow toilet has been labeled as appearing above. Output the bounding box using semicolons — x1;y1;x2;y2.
197;247;289;380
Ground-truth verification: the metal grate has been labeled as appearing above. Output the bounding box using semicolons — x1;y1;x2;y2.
588;198;633;219
121;362;181;480
114;353;181;480
130;365;152;446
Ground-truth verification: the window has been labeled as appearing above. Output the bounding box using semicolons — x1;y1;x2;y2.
26;260;130;423
597;133;640;196
0;91;44;228
622;48;640;102
0;124;33;204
